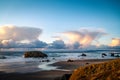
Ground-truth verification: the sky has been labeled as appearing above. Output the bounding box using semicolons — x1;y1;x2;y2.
0;0;120;49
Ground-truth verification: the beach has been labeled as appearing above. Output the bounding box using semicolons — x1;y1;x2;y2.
0;59;114;80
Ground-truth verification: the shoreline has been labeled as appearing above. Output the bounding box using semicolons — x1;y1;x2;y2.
51;58;115;70
0;58;115;80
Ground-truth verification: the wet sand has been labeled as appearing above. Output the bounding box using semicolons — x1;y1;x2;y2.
0;59;114;80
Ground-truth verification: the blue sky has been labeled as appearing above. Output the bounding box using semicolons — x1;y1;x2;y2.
0;0;120;46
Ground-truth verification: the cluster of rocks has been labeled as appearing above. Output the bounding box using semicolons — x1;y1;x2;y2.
110;53;120;57
40;59;50;62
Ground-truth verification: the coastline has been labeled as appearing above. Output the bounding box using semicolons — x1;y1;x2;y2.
0;58;115;80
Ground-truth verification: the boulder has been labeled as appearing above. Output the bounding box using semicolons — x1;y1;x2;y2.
24;51;48;58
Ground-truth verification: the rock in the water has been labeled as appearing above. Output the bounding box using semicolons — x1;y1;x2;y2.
102;53;107;56
42;59;50;62
111;53;115;56
115;55;120;57
0;55;6;59
81;53;87;56
24;51;48;58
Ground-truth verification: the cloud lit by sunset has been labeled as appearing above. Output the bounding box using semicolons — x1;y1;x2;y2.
60;28;106;47
0;25;42;42
110;38;120;47
0;0;120;49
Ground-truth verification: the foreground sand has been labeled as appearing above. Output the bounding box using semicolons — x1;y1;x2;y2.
0;59;114;80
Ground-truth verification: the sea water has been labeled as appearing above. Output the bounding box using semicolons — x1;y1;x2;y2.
0;49;119;73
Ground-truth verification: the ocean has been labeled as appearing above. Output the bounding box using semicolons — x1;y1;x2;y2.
0;49;119;73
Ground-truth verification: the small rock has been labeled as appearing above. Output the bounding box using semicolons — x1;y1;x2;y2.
86;63;89;64
111;53;115;56
81;53;87;56
102;53;107;56
67;59;74;62
0;56;6;59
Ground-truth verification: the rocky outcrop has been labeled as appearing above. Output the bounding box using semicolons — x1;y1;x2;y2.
70;59;120;80
24;51;48;58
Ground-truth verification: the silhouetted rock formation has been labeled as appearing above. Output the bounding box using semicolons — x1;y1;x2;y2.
102;53;107;56
115;55;120;57
110;53;120;57
81;53;86;56
101;53;107;58
67;59;74;62
111;53;115;56
24;51;48;58
0;55;6;59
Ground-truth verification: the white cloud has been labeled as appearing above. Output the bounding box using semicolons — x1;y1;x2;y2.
0;25;42;42
58;28;107;47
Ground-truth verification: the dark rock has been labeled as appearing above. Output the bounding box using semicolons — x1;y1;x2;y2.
42;59;50;62
0;56;6;59
86;62;89;64
61;74;71;80
111;53;115;56
52;58;56;60
115;55;120;57
24;51;48;58
102;53;107;56
102;53;107;58
81;53;87;56
67;59;74;62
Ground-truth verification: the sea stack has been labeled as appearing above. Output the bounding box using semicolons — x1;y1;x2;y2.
24;51;48;58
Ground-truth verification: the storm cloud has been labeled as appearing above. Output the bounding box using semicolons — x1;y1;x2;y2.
0;39;48;48
47;40;66;49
